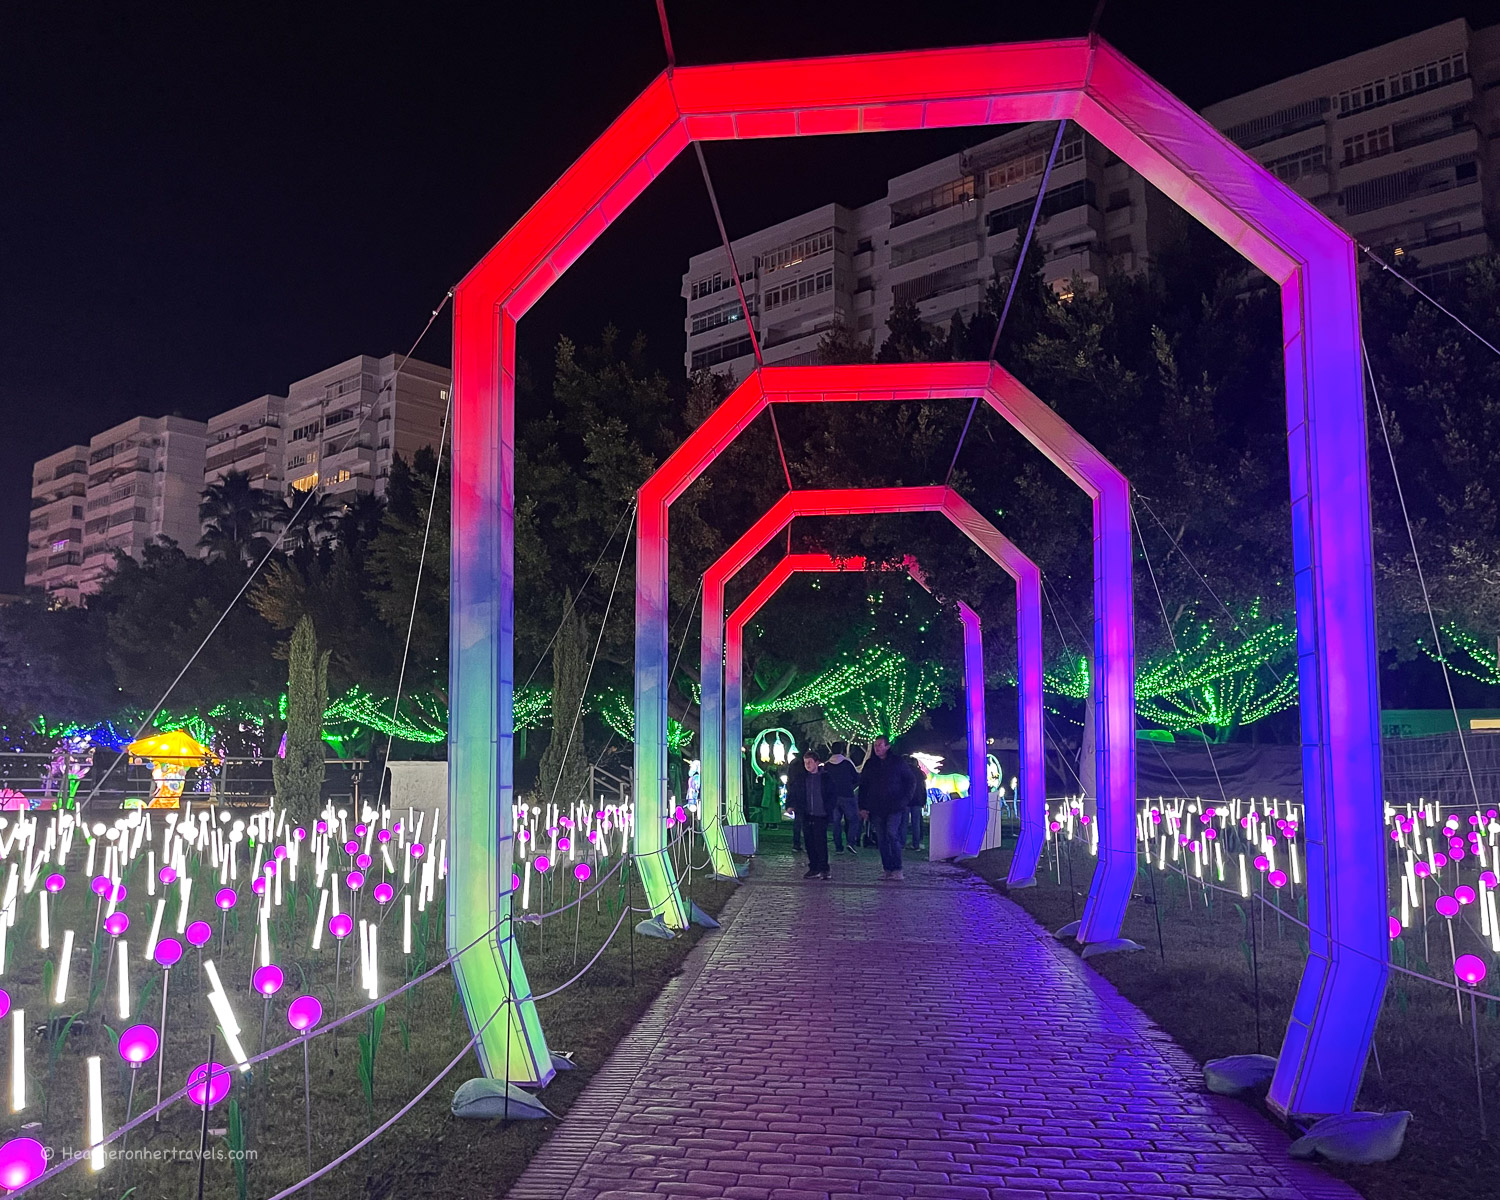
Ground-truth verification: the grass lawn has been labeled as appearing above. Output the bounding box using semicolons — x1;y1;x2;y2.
970;834;1498;1200
2;849;737;1199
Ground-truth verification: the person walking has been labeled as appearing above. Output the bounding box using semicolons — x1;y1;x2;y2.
858;735;910;881
907;757;928;851
823;742;861;855
790;749;831;879
784;749;807;855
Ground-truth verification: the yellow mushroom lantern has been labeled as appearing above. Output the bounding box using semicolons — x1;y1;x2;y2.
126;730;218;809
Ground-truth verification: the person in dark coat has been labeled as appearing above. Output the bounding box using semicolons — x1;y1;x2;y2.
908;757;929;850
822;741;861;854
791;749;831;879
784;752;807;853
858;735;911;880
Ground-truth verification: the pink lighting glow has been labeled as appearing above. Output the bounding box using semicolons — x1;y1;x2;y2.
186;1062;231;1109
287;995;323;1032
253;965;284;997
119;1024;160;1065
1456;954;1488;987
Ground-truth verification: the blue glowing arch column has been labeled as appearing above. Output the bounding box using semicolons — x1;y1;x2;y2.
454;35;1381;1113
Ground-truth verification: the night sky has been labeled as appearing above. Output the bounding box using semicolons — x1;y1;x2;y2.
4;0;1498;591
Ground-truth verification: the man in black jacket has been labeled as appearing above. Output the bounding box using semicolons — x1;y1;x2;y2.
786;749;831;879
858;735;912;881
822;742;861;854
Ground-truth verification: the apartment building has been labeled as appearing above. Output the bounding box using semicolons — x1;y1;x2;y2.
684;18;1500;376
76;415;209;595
24;445;89;605
282;353;448;501
1203;18;1500;286
205;393;289;490
683;125;1162;379
24;354;451;603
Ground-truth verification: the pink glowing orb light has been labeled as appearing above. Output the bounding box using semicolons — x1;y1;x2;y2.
558;836;571;852
0;991;10;1022
328;914;353;940
354;823;367;837
287;994;323;1032
159;866;177;885
186;1062;232;1109
511;873;520;891
1456;954;1488;987
356;853;372;870
534;855;551;874
274;845;288;860
186;921;213;948
1268;870;1288;889
1484;871;1499;889
1436;895;1461;919
1415;862;1432;878
1388;916;1401;939
346;871;365;890
44;874;64;894
314;820;327;835
377;829;391;844
251;878;267;897
1457;885;1477;906
154;938;183;969
253;965;284;997
214;888;237;911
410;843;425;859
1253;855;1269;872
103;912;129;937
0;1137;47;1190
91;876;110;897
574;863;591;882
294;826;307;842
119;1024;160;1066
373;882;394;904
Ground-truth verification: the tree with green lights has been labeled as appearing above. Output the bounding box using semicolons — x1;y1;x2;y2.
273;615;329;824
1043;601;1296;742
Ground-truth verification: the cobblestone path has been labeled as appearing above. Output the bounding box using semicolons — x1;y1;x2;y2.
509;842;1357;1200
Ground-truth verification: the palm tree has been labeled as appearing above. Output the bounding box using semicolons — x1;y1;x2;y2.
199;471;282;564
282;490;338;552
334;492;387;554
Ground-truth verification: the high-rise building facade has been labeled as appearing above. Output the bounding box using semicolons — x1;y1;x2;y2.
683;125;1160;380
76;415;209;595
282;354;448;501
1202;18;1499;287
205;393;289;491
25;355;450;603
684;18;1499;377
24;445;89;605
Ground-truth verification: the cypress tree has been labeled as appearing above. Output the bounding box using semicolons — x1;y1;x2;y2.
273;614;329;825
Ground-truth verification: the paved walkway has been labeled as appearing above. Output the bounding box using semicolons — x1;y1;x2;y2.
509;841;1358;1200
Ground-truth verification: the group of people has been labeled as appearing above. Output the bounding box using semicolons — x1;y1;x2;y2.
785;736;927;882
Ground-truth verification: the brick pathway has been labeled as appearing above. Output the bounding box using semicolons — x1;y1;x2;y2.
509;841;1359;1200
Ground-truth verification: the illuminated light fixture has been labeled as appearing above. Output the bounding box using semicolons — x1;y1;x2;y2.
451;35;1384;1118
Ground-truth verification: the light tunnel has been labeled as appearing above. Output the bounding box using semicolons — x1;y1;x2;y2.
451;34;1385;1116
714;513;1046;885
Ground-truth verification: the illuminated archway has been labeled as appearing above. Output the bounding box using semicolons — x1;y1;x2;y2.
638;363;1125;914
452;37;1383;1116
723;540;1044;880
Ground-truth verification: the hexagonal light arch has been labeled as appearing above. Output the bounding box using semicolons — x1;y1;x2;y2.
451;36;1382;1117
716;511;1046;876
636;363;1129;934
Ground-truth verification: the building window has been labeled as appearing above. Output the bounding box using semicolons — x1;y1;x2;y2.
890;179;975;228
986;180;1097;239
289;472;319;493
1263;145;1326;182
289;422;319;443
762;269;834;311
983;136;1083;192
1334;51;1466;117
691;298;754;334
1341;126;1392;165
690;335;754;371
890;224;975;268
762;229;834;274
